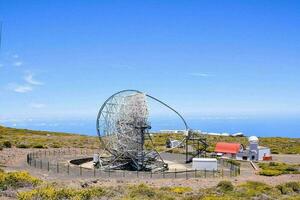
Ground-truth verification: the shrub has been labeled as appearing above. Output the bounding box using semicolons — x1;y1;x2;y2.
238;181;271;197
259;169;282;176
50;143;62;148
276;184;293;195
33;144;45;149
285;182;300;192
16;144;30;148
170;186;192;194
129;184;156;198
3;141;12;148
258;162;299;176
217;181;234;192
0;171;41;191
18;185;107;200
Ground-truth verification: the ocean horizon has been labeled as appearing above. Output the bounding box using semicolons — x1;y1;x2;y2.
1;116;299;138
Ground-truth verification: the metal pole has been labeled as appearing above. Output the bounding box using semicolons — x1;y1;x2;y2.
186;169;188;180
185;137;188;163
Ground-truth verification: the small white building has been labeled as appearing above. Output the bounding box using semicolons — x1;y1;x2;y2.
192;158;218;171
236;136;271;161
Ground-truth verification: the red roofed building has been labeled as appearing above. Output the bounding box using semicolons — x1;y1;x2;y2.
214;142;244;158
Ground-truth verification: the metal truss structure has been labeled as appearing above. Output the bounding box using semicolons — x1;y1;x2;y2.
96;89;208;171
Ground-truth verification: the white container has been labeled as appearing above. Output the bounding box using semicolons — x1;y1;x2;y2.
192;158;217;171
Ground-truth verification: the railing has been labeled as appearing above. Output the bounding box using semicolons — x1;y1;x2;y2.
26;148;240;179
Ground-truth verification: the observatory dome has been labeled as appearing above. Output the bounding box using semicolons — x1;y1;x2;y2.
248;136;259;143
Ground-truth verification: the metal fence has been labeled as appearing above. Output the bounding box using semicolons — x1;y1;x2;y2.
26;149;240;179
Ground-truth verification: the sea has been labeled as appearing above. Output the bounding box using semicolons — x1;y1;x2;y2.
2;116;299;138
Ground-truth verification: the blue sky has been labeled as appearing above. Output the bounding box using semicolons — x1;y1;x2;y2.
0;1;300;125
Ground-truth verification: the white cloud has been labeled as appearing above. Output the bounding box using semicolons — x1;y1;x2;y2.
30;103;46;109
24;73;43;85
13;85;33;93
13;61;23;66
188;72;212;77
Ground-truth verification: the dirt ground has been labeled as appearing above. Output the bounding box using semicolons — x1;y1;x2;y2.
1;148;300;190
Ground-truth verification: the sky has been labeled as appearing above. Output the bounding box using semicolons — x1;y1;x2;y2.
0;1;300;133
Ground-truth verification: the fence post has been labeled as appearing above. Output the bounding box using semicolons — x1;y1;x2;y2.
34;159;36;168
175;168;177;178
57;163;59;173
40;160;42;169
47;161;50;171
194;169;197;178
67;164;70;175
221;168;224;178
185;169;188;180
163;170;165;178
80;166;82;176
94;167;96;177
204;168;206;178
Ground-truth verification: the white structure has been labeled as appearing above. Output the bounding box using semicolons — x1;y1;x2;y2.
257;147;271;160
232;132;244;137
236;136;271;161
192;158;217;171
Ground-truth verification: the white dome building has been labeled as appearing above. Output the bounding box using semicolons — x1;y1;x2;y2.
248;136;259;143
236;135;271;161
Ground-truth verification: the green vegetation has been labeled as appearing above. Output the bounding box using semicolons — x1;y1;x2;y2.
0;126;99;149
276;182;300;195
217;180;234;192
18;185;108;200
14;181;300;200
0;171;41;191
258;162;300;176
2;141;11;148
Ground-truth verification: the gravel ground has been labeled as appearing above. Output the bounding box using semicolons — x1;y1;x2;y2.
1;148;300;190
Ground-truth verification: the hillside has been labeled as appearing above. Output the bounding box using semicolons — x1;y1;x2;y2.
0;125;99;149
0;125;299;154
